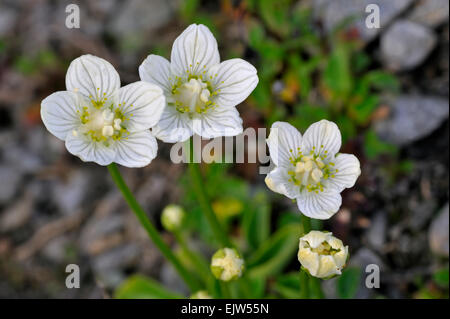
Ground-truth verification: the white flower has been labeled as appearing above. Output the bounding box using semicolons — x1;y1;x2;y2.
41;54;165;167
265;120;361;219
139;24;258;143
210;247;244;281
298;230;348;279
161;204;185;232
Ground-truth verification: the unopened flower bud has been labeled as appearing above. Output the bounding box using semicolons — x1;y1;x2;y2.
210;248;244;281
161;204;185;232
298;230;348;279
190;290;212;299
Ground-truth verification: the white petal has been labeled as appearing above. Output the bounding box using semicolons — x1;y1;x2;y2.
170;24;220;77
114;130;158;168
151;106;193;143
192;107;242;139
138;55;172;95
266;121;302;167
328;153;361;192
207;58;258;108
41;91;84;140
118;81;165;132
65;134;115;166
66;54;120;102
301;120;341;159
265;167;300;199
301;230;329;248
297;190;342;220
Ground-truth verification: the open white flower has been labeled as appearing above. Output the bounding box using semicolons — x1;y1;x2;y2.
139;24;258;143
298;230;348;279
41;54;165;167
265;120;361;219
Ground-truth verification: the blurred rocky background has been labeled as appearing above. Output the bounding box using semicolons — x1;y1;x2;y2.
0;0;448;298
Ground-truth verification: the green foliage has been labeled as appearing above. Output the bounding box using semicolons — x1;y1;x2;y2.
364;129;398;159
13;49;59;75
114;0;408;300
337;267;362;299
247;224;301;279
433;267;449;288
115;275;183;299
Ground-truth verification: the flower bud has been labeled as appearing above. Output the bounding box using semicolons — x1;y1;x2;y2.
210;248;244;281
298;230;348;279
190;290;212;299
161;204;185;232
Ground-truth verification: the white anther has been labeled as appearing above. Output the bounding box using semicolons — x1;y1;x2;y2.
114;119;122;130
102;125;114;137
311;168;324;183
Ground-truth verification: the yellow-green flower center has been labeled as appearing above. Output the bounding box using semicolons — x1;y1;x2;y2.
75;100;128;143
306;241;340;256
287;146;338;193
171;75;218;115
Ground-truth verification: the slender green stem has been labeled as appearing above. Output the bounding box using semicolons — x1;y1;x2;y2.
299;269;310;299
186;139;231;247
107;163;200;292
301;214;312;234
300;214;325;299
173;231;210;283
299;214;312;298
310;277;325;299
220;282;232;299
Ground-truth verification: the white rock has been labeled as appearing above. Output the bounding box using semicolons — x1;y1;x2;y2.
375;95;449;146
429;203;449;257
381;20;437;71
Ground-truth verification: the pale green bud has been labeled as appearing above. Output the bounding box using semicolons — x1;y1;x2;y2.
190;290;212;299
210;248;244;281
161;204;185;232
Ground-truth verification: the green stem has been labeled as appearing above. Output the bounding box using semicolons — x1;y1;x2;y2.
310;277;325;299
300;214;325;299
301;214;312;234
220;281;232;299
173;231;210;283
299;269;310;299
107;163;200;292
187;139;231;247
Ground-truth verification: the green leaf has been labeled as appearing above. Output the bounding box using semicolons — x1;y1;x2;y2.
433;267;449;288
291;104;330;132
272;272;301;298
351;94;379;125
247;224;301;278
364;129;398;159
115;275;183;299
179;0;200;21
337;267;362;299
323;45;353;99
335;115;356;144
258;0;292;37
364;71;399;92
242;190;271;250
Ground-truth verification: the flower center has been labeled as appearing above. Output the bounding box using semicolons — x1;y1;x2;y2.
306;241;340;256
74;101;127;143
171;77;216;115
287;146;338;193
